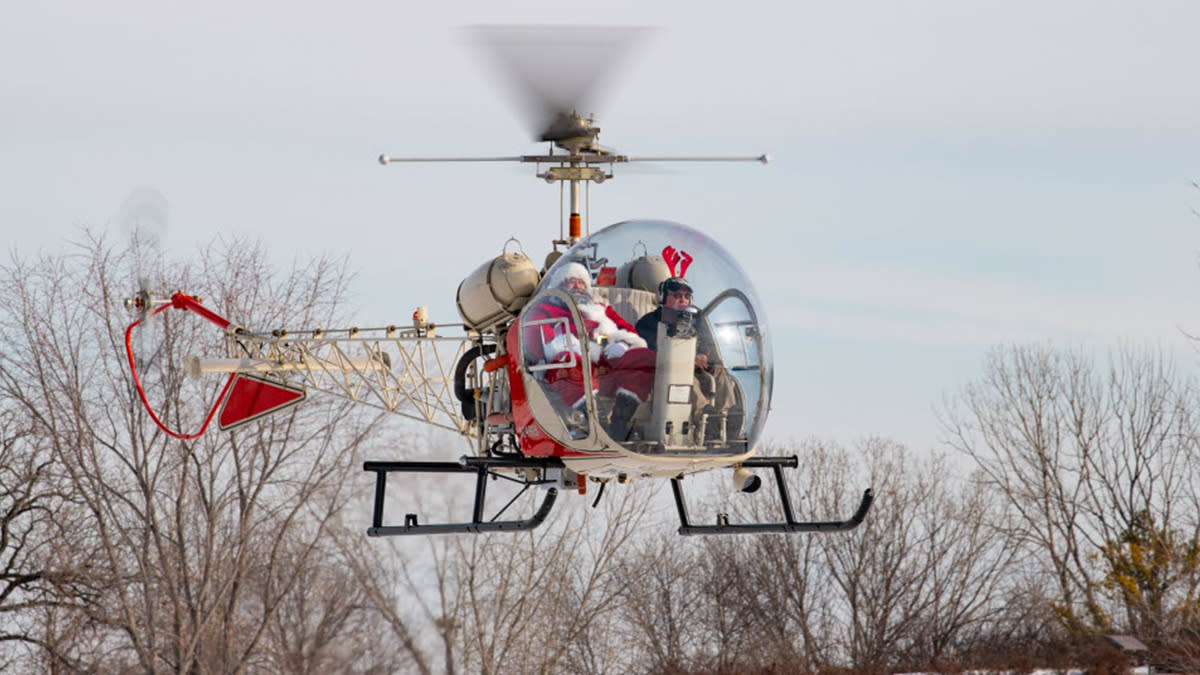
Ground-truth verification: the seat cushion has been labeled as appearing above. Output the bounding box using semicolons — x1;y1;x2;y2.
592;286;659;326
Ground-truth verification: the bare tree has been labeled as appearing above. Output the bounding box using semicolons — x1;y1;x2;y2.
0;232;391;673
614;534;713;673
942;344;1200;653
612;533;766;674
591;437;1023;674
449;484;653;675
331;426;472;675
782;438;1016;673
944;346;1114;633
338;466;660;675
0;409;94;671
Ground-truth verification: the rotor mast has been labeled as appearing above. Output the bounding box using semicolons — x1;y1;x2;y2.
541;110;602;243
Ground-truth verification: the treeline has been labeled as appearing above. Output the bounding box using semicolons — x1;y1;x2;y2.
1;235;1198;673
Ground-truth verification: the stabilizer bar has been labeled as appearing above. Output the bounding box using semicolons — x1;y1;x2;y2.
672;455;874;535
363;456;563;536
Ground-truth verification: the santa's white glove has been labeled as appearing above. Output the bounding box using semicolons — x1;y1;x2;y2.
544;333;582;363
609;329;646;350
603;341;630;361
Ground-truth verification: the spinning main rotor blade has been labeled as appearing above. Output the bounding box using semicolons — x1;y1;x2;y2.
465;25;650;143
378;153;769;166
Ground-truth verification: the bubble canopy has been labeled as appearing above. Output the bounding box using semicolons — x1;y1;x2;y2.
517;219;773;458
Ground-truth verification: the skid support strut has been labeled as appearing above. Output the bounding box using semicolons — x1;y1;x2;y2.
672;456;874;535
364;456;563;536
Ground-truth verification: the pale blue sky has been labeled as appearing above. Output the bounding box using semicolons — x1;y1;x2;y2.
3;1;1199;451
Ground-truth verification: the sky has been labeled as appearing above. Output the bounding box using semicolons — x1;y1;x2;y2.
3;0;1200;453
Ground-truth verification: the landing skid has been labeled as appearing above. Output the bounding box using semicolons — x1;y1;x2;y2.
364;456;563;536
672;456;874;535
364;455;874;536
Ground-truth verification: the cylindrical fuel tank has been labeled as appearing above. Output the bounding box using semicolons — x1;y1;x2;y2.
456;252;540;330
617;254;671;293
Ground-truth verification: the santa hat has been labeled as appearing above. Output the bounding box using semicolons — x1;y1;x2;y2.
550;261;591;290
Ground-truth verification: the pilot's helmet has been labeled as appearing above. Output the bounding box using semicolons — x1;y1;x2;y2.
658;276;693;306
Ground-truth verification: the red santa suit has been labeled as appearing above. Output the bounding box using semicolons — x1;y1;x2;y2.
523;266;655;410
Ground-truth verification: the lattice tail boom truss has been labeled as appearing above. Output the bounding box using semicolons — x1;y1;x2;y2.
187;324;495;438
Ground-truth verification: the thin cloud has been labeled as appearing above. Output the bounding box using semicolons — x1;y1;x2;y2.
773;262;1200;347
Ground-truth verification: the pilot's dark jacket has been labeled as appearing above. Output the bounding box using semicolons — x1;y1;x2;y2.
636;306;741;435
634;307;721;368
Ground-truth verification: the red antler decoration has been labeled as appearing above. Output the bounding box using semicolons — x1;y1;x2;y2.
676;250;693;277
662;246;678;273
661;246;694;277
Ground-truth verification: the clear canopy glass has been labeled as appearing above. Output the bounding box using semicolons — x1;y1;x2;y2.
517;219;773;457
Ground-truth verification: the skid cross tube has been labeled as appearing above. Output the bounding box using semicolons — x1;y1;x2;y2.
672;455;874;535
364;457;563;536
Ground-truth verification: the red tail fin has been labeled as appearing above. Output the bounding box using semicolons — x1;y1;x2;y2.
218;374;306;431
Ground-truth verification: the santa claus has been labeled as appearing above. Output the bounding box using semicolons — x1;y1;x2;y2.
523;261;655;440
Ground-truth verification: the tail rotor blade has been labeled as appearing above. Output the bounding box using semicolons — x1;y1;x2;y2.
117;188;171;368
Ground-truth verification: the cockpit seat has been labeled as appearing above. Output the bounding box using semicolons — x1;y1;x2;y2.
591;286;658;326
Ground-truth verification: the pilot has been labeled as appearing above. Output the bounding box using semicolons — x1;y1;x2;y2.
635;276;743;441
524;261;655;440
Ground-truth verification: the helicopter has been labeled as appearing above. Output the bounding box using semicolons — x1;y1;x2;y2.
123;26;874;536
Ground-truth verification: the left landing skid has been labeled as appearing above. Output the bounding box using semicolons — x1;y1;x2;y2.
364;456;563;536
672;456;874;535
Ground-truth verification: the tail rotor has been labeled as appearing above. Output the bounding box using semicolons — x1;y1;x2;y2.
117;188;171;369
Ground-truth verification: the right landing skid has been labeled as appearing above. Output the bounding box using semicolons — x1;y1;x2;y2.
672;456;874;535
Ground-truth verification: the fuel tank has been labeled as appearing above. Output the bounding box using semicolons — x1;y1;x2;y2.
456;252;540;330
617;252;671;292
